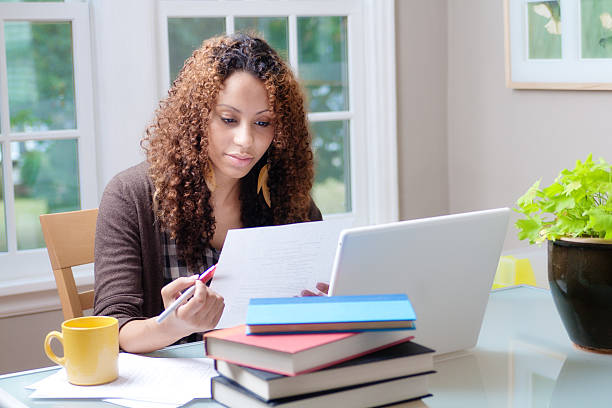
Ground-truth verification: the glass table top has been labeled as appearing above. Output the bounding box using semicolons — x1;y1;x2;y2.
429;286;612;408
1;286;611;407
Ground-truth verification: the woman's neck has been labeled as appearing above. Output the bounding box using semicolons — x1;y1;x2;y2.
210;177;241;211
208;176;243;251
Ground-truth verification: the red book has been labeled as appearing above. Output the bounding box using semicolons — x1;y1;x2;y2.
204;325;414;376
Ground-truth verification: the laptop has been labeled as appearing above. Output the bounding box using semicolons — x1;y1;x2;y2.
328;208;510;355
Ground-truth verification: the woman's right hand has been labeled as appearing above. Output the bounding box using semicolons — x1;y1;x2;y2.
160;276;225;336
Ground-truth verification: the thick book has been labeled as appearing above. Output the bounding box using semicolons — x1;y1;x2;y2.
246;293;416;334
215;340;435;400
211;373;433;408
204;325;414;376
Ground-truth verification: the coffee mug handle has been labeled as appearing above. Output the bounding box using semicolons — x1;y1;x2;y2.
44;331;66;366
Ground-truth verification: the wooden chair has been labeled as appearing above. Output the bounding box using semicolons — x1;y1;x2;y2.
39;209;98;320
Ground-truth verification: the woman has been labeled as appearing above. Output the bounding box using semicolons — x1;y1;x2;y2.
94;33;322;353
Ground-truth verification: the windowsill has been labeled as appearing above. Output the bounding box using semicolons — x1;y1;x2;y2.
0;267;94;318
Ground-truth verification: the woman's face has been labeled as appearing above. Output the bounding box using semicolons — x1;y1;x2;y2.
207;71;275;186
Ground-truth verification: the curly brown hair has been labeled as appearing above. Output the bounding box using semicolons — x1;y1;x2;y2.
141;33;315;272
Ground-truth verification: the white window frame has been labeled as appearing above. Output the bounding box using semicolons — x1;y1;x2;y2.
0;3;97;313
158;0;398;228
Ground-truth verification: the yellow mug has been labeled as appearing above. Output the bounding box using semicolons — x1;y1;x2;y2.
44;316;119;385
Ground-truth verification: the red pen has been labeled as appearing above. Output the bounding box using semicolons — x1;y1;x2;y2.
198;263;217;284
156;264;217;323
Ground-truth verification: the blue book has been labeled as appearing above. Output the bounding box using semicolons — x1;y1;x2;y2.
246;294;416;335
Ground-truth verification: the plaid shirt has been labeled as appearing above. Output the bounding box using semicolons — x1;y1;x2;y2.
161;231;220;285
160;231;219;344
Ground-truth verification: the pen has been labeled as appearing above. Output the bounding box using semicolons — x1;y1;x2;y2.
156;264;217;323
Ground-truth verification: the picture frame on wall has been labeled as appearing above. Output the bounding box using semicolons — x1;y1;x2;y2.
505;0;612;89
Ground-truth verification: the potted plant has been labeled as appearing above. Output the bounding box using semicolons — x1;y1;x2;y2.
515;154;612;353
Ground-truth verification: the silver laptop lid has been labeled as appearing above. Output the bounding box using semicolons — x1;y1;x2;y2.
328;208;510;354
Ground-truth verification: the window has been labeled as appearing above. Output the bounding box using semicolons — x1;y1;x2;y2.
0;2;97;291
158;0;398;226
0;0;396;315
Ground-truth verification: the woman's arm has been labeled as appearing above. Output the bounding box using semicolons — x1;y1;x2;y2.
119;278;224;353
94;168;224;352
94;170;153;329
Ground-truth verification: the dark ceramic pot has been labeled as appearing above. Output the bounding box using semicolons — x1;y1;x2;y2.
548;239;612;353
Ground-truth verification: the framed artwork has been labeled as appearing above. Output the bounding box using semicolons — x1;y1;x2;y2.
505;0;612;89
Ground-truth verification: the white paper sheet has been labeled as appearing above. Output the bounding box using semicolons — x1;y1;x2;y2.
27;353;216;405
103;398;181;408
210;218;352;328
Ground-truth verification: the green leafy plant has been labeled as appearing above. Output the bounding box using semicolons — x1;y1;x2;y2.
515;154;612;244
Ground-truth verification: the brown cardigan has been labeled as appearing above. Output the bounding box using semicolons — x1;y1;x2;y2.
93;161;322;330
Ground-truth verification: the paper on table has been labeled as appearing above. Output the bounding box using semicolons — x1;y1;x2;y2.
210;218;352;328
103;398;181;408
27;353;215;405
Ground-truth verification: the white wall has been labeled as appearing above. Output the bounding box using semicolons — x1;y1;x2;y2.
447;0;612;251
0;310;63;374
396;0;449;220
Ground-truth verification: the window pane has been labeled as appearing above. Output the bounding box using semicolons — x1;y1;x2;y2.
235;17;288;61
12;139;80;250
168;18;226;84
0;146;6;252
5;22;76;132
311;120;350;214
298;16;348;112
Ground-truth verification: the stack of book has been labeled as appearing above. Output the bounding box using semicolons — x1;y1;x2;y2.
204;294;435;408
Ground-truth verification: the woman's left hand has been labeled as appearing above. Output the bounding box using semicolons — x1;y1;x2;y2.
301;282;329;297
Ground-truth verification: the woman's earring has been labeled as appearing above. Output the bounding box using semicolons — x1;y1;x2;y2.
205;165;216;192
257;164;271;207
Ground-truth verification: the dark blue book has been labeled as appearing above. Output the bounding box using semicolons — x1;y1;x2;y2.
211;372;433;408
246;293;416;334
214;340;435;400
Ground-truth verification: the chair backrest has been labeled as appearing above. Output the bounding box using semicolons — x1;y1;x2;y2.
39;209;98;320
